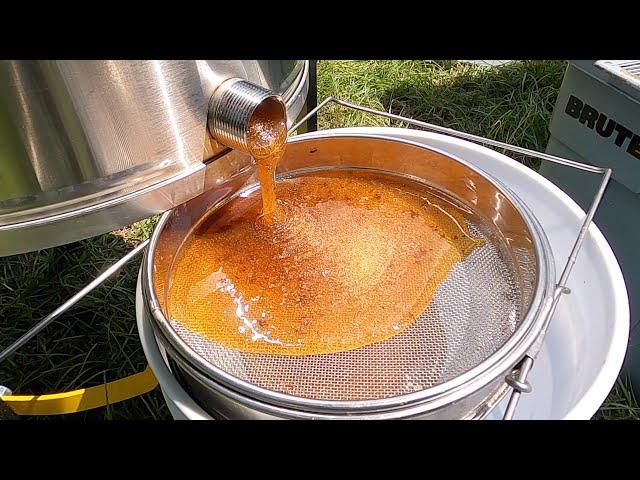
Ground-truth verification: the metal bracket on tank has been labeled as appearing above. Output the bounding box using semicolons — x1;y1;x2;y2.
291;97;613;421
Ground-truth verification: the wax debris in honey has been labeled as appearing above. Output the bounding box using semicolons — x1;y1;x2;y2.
168;172;484;356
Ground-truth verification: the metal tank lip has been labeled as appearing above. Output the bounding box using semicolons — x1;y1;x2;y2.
142;131;556;416
0;61;310;233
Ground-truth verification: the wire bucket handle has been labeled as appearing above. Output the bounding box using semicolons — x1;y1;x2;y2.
290;97;612;420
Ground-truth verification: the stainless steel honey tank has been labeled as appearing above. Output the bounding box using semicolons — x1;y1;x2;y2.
0;60;309;255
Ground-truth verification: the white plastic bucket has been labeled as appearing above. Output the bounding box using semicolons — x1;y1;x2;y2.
137;127;629;420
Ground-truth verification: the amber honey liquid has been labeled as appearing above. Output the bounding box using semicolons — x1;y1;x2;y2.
245;100;287;219
168;170;484;356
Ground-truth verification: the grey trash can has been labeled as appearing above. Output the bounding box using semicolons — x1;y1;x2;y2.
541;60;640;398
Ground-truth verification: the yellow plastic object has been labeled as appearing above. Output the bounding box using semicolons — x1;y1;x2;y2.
0;365;158;415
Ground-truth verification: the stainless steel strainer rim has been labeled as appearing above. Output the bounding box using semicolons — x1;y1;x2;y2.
143;132;556;414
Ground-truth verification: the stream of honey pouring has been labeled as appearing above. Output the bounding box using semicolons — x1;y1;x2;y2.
168;98;483;356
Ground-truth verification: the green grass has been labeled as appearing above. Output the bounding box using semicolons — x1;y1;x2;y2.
1;60;637;420
595;376;640;420
316;60;566;169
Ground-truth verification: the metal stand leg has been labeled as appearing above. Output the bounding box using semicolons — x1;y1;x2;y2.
307;60;318;132
0;239;149;364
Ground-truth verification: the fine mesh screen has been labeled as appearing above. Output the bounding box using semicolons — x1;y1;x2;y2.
169;217;532;402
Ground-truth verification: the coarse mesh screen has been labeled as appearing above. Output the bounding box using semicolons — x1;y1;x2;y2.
168;214;535;402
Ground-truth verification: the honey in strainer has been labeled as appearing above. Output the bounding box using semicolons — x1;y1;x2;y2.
168;171;484;356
